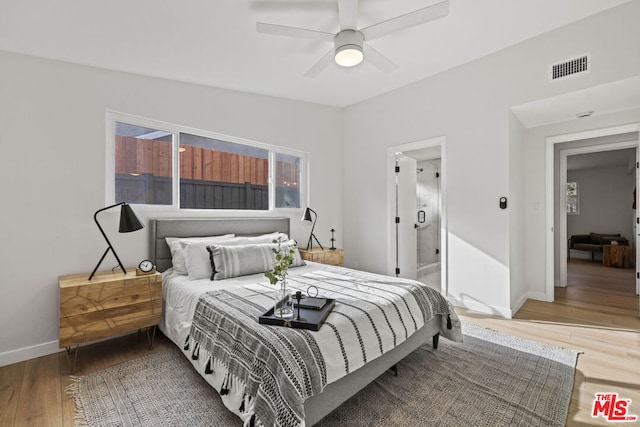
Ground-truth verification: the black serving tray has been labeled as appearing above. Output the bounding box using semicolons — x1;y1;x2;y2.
259;299;335;331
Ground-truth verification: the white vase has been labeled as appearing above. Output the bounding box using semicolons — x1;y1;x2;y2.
274;278;294;320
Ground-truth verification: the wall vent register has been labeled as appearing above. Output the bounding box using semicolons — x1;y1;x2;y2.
549;53;590;81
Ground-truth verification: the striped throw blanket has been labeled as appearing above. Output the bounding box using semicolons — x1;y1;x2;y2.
186;268;461;427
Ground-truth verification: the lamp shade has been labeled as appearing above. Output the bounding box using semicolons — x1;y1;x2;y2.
302;207;314;223
119;203;144;233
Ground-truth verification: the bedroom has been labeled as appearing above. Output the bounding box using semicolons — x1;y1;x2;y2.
1;0;639;425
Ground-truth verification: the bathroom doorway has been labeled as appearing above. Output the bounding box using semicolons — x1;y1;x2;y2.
387;136;447;295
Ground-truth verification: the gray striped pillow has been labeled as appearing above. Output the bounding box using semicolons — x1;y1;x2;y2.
208;240;304;280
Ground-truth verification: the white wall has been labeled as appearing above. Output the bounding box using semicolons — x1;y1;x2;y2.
344;1;640;317
567;165;635;254
0;51;343;365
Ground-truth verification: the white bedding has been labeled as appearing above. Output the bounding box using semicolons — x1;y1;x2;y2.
160;262;461;426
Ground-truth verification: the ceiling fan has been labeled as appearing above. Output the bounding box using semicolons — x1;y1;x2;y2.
256;0;449;77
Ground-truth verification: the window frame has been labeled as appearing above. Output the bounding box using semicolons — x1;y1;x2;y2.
566;180;580;215
106;111;307;213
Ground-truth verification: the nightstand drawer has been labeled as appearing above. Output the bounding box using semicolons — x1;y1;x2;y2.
59;270;162;348
299;248;344;266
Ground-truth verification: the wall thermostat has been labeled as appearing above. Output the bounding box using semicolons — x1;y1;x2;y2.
499;197;507;209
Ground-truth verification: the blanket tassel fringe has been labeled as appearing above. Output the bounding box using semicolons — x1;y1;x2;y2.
220;373;231;395
65;376;90;427
191;343;200;360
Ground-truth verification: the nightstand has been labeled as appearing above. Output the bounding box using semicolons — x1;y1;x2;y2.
299;248;344;266
59;270;162;369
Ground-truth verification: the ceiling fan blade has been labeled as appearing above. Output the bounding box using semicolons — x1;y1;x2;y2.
338;0;358;30
360;0;449;41
256;22;335;42
304;49;335;78
251;1;334;13
365;44;398;73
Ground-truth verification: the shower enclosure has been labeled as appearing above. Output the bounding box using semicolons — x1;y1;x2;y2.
416;159;441;278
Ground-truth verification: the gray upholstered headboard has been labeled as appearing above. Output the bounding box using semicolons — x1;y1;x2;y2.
150;217;290;272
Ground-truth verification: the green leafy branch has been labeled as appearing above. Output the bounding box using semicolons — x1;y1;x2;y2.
265;238;296;285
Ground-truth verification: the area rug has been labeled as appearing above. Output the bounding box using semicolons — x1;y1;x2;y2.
68;323;579;426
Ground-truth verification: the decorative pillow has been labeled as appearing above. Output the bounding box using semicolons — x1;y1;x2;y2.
208;239;305;281
182;241;217;280
165;234;235;275
589;232;620;245
218;232;289;246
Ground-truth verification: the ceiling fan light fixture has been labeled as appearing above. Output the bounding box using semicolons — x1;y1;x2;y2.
335;44;363;67
334;29;364;67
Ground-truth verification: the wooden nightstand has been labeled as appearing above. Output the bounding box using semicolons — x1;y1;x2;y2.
59;270;162;369
299;248;344;266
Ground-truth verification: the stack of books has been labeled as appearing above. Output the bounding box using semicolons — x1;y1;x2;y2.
293;296;328;310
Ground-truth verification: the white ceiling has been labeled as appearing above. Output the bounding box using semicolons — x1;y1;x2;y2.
0;0;631;107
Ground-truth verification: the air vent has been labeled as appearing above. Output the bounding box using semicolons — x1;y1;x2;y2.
549;53;590;82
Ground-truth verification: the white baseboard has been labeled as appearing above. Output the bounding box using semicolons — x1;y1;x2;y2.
0;330;142;367
525;291;549;302
510;293;529;315
447;296;512;319
449;291;552;319
0;340;62;367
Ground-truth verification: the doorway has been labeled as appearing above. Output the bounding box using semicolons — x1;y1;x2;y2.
387;136;447;295
545;123;640;300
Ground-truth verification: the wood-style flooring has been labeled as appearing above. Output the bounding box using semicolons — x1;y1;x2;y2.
460;258;639;426
1;258;638;426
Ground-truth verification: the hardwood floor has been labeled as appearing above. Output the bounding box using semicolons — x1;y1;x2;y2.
0;331;174;427
459;258;639;426
1;259;638;426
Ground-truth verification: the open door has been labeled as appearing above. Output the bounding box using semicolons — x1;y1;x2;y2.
395;153;418;280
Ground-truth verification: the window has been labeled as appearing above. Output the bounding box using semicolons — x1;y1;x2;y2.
275;153;301;209
179;133;270;210
108;113;305;211
566;181;579;214
114;122;173;206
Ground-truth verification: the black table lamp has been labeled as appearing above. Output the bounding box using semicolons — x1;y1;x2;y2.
301;207;323;250
89;202;144;280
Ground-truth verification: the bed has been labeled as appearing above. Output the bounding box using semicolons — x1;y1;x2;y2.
150;217;462;426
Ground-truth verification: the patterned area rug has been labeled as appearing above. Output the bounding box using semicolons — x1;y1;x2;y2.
68;323;579;426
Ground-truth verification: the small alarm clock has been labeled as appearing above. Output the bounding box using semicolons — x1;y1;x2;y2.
136;259;156;276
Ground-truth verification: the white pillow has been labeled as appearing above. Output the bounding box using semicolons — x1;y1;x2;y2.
219;232;289;246
165;234;235;275
208;239;305;281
